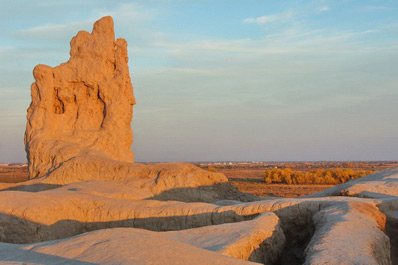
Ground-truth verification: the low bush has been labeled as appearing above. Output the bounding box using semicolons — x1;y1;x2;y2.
207;166;217;172
263;168;373;185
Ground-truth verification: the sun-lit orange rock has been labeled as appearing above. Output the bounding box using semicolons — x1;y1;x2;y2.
25;16;135;179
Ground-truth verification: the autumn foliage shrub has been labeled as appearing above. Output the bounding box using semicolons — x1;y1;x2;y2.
263;168;374;185
207;166;217;172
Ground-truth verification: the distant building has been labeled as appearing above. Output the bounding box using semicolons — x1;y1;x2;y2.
5;163;27;167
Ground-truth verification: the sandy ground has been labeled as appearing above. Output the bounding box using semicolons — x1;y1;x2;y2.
230;181;333;198
219;168;332;197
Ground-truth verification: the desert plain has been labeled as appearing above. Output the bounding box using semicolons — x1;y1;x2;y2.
3;160;398;197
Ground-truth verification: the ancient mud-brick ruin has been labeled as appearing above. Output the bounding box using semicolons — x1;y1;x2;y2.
25;17;135;179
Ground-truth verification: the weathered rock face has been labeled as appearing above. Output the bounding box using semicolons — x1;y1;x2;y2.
25;16;135;179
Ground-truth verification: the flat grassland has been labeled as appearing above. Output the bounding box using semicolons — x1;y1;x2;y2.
1;161;397;198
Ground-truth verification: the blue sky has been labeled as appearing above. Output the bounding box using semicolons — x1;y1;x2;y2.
0;0;397;162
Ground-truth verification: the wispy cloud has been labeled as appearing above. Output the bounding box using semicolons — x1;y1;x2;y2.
11;2;158;42
12;19;94;41
315;6;331;13
243;4;332;27
359;5;396;12
150;26;393;62
97;2;157;22
243;11;294;25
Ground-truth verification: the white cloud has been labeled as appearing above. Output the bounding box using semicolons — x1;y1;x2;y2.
315;6;331;13
243;5;332;27
11;2;158;42
243;11;294;25
97;2;157;22
12;19;95;41
148;25;394;65
359;5;396;12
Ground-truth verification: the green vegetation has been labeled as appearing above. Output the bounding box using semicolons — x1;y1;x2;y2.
263;168;374;185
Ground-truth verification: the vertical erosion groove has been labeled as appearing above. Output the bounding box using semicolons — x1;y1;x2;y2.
384;214;398;264
54;88;65;114
275;212;315;265
97;87;106;128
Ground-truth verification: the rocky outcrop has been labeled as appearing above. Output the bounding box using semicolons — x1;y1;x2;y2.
25;16;135;179
0;177;396;264
0;228;262;265
308;167;398;199
0;212;284;265
3;158;256;203
305;202;390;265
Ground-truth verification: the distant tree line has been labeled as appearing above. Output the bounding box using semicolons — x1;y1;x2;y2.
263;168;374;185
